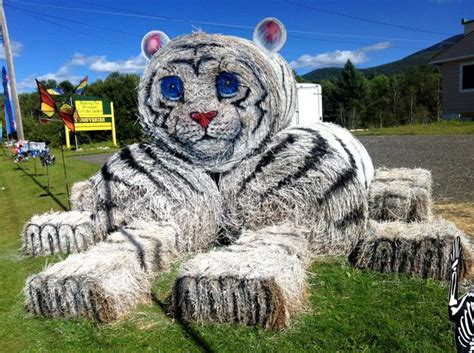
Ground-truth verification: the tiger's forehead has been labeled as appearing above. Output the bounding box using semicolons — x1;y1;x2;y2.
149;33;275;80
157;33;262;62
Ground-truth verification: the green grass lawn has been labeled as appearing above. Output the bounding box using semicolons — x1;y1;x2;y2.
0;146;456;352
354;120;474;136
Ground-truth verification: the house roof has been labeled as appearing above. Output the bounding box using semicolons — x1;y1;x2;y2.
429;31;474;64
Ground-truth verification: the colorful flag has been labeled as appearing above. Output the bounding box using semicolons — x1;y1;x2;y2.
58;102;77;132
36;79;57;118
74;76;88;95
2;66;16;135
47;87;65;96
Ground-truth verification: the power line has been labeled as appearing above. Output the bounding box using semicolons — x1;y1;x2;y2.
286;0;455;36
4;4;123;45
5;1;427;50
5;3;141;39
7;0;454;45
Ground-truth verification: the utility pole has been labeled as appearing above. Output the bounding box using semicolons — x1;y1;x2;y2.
0;0;24;140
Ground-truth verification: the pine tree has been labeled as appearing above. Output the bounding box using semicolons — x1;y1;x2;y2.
335;60;366;128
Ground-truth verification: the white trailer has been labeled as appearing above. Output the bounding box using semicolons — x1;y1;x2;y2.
291;83;323;126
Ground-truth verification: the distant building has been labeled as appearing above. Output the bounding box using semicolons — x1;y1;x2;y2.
430;19;474;120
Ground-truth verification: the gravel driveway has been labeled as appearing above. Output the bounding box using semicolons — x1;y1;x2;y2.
75;135;474;203
358;135;473;203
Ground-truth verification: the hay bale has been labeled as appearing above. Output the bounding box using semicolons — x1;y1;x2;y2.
21;211;101;256
70;180;94;212
24;222;178;322
349;219;473;280
369;168;432;222
172;225;310;329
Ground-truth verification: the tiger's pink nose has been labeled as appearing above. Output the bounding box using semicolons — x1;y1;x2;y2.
190;111;217;128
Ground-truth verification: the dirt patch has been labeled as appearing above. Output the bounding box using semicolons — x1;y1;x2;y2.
434;202;474;239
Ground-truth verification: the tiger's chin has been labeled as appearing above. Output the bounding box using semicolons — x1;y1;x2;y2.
190;137;235;161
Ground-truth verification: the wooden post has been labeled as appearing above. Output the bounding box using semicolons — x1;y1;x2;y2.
111;102;117;146
64;125;71;149
0;0;24;140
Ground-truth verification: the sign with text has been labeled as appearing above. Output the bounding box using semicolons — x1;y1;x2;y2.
64;96;117;148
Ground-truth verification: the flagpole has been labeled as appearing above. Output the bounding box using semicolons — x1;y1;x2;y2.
70;96;79;150
0;0;23;140
59;130;71;210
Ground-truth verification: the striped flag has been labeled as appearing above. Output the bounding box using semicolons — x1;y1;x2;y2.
74;76;88;95
47;87;65;96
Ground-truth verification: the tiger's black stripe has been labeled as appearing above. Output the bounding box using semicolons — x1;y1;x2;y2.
288;128;360;206
335;204;366;229
139;143;202;195
252;91;269;134
230;87;251;108
118;148;171;198
175;42;224;55
236;59;270;135
237;133;297;194
335;136;357;172
168;55;216;76
259;132;331;200
279;63;289;120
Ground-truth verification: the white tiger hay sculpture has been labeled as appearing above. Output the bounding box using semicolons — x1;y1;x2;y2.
20;18;465;328
369;168;432;223
349;219;473;281
172;225;309;329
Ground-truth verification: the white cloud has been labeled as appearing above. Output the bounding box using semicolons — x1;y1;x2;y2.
89;54;146;74
17;52;146;92
17;66;82;92
0;41;23;59
290;41;392;70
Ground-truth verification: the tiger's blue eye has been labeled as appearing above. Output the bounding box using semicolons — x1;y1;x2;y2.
216;72;239;98
160;76;183;101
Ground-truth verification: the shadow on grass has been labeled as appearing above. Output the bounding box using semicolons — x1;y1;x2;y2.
14;164;69;211
150;293;215;353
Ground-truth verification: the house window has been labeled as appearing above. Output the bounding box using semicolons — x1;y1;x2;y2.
461;63;474;91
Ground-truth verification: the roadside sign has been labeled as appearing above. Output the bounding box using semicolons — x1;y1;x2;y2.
64;96;117;148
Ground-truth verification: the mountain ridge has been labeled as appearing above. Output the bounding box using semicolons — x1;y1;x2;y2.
301;34;462;82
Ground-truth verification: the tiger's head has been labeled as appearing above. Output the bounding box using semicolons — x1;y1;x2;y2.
138;18;296;172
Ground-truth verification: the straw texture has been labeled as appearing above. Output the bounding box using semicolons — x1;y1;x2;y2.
25;222;178;322
349;219;473;280
369;168;432;222
172;225;310;329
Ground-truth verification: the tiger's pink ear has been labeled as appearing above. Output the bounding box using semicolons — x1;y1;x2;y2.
141;31;170;61
253;18;287;56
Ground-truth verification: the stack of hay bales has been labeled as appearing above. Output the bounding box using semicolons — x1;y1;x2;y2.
24;221;178;322
369;168;432;222
352;167;473;281
171;225;310;329
349;219;473;280
21;211;100;256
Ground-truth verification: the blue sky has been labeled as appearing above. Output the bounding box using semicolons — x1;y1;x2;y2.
2;0;473;92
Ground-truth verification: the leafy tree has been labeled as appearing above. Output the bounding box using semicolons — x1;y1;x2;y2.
366;75;390;128
39;79;58;89
58;80;75;96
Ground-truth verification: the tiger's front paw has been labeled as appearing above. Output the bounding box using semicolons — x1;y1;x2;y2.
21;211;101;256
